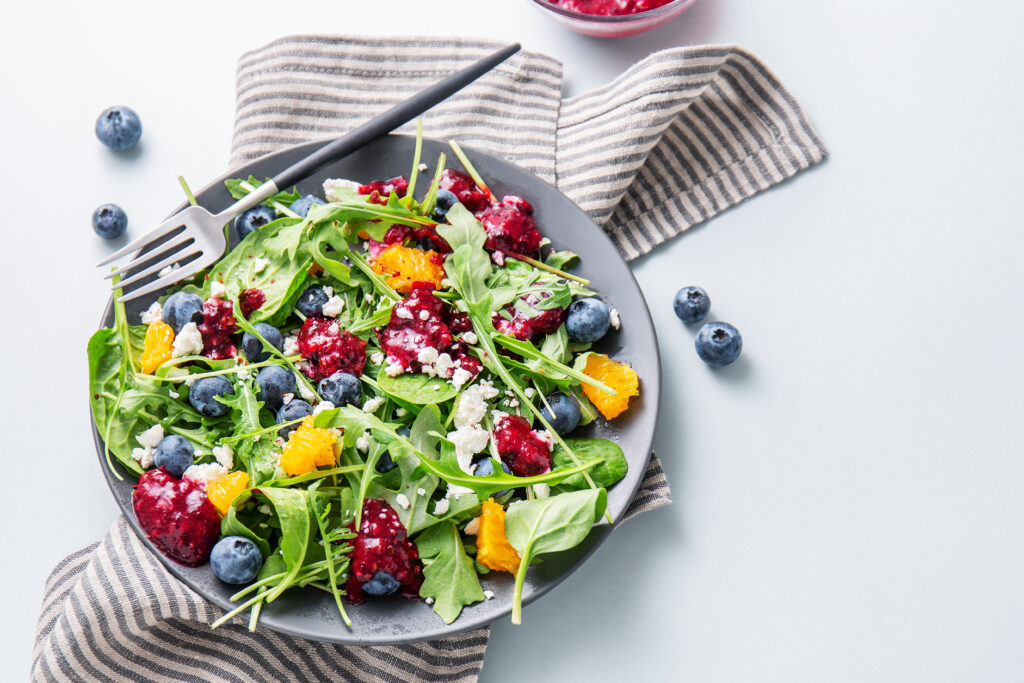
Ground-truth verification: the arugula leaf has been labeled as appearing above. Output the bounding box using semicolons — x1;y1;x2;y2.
309;484;354;627
550;438;628;492
376;367;459;405
225;176;301;208
221;491;272;557
216;377;280;485
504;488;607;624
416;522;485;624
251;487;313;603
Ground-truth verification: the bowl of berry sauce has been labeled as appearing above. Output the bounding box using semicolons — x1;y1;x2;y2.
529;0;696;37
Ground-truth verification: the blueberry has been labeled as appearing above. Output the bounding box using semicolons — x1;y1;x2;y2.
276;399;313;438
538;393;581;436
92;204;128;239
289;194;326;218
255;366;295;410
362;570;401;596
375;451;397;473
234;205;277;239
318;372;362;406
473;457;513;497
695;322;742;367
162;292;204;334
566;298;611;343
431;189;459;221
296;285;329;317
241;323;283;363
153;435;194;478
673;286;710;323
95;106;142;150
188;376;234;417
210;536;263;584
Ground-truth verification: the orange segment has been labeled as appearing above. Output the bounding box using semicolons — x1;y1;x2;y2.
477;500;521;574
371;244;446;294
140;321;174;374
279;416;337;476
207;471;249;516
581;353;640;420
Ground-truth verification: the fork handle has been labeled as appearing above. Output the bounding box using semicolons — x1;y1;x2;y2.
268;43;520;193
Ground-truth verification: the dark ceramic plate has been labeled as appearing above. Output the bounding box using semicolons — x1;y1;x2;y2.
92;134;661;644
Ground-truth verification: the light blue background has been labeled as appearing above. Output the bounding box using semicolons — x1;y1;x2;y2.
3;1;1022;680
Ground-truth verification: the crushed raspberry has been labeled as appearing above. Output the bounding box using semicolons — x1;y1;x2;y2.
132;469;221;567
493;415;552;477
378;225;451;253
198;297;237;360
358;176;409;205
439;169;490;214
449;312;473;335
493;292;566;342
478;195;543;257
297;317;367;381
239;288;265;318
346;498;423;604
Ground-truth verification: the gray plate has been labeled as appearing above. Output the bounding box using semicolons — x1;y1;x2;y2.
92;134;661;644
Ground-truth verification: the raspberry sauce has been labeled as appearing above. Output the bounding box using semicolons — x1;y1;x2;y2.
493;293;566;342
358;176;409;205
239;288;265;318
478;196;543;257
198;297;237;360
438;169;490;214
493;415;552;477
132;469;221;567
346;499;423;604
296;317;367;381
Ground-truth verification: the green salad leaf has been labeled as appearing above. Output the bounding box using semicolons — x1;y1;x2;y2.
416;522;485;624
376;367;460;405
550;438;628;492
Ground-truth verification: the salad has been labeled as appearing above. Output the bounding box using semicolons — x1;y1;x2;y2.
88;127;641;629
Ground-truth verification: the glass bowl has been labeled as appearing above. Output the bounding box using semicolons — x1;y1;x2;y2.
528;0;697;38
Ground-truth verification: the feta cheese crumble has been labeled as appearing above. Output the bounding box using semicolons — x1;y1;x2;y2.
253;257;270;274
355;433;369;452
433;498;450;515
417;346;439;366
283;335;300;357
395;493;411;510
140;301;163;325
446;425;490;474
131;447;155;469
136;424;164;449
461;331;478;345
454;384;489;429
213;444;234;469
384;362;404;378
158;263;181;278
362;396;385;413
183;463;228;486
463;517;480;535
451;368;473;390
210;280;227;299
370;351;385;365
483;590;495;600
322;177;361;201
313;401;335;415
322;295;345;318
171;322;203;358
297;377;317;402
609;308;621;329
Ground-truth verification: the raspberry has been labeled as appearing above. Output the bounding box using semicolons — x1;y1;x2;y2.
132;469;221;567
492;415;552;477
492;293;566;342
296;317;367;381
346;499;423;604
438;169;490;214
197;297;237;360
358;175;408;205
477;196;543;257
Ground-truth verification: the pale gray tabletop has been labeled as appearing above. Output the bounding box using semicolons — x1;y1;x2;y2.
3;1;1023;681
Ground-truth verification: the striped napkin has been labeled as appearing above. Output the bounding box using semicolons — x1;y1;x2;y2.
34;37;824;682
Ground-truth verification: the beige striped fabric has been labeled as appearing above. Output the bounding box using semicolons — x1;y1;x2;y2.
35;36;824;682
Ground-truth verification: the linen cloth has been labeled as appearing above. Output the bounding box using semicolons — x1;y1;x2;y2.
34;36;825;682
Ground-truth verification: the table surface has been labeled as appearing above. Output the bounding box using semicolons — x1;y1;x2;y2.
4;1;1023;680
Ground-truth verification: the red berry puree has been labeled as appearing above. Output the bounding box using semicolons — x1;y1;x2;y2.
297;317;367;381
132;469;221;567
378;283;481;378
239;288;266;318
493;292;566;342
358;175;408;205
198;297;237;360
346;499;423;604
477;195;543;257
493;414;552;477
439;169;490;214
547;0;673;15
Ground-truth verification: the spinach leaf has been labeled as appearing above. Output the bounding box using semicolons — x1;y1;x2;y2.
416;522;485;624
550;438;628;492
504;488;607;624
225;176;301;208
87;327;143;477
376;367;459;405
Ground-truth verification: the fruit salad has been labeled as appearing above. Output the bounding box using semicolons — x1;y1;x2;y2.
88;131;640;629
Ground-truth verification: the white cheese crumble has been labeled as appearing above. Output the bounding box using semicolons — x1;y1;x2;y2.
463;517;480;535
478;380;499;400
446;425;490;474
362;396;385;413
322;177;361;201
396;408;408;417
183;463;228;486
168;390;179;399
447;483;474;497
370;351;385;365
313;401;335;415
535;430;555;448
171;322;203;358
395;306;413;320
418;162;429;172
282;393;294;405
158;263;181;278
213;444;234;469
210;281;227;299
416;487;426;496
434;353;455;378
451;368;473;390
237;367;250;380
461;331;478;345
609;308;621;329
297;377;317;402
136;424;164;449
140;301;163;325
524;387;536;398
131;447;155;469
417;346;439;366
433;498;450;516
384;362;405;378
323;286;334;297
355;433;369;452
364;292;374;306
425;597;435;605
491;410;509;423
395;493;411;510
532;483;551;499
454;384;489;429
253;257;270;274
283;335;300;357
418;309;430;321
506;397;520;408
483;590;495;600
322;295;345;318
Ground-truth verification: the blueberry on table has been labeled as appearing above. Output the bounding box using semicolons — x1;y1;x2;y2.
695;322;742;367
295;285;330;318
188;376;234;417
317;372;362;406
241;323;283;363
289;194;326;218
673;286;710;323
362;570;401;596
276;399;313;438
566;298;611;343
431;189;459;221
255;366;295;410
538;393;581;436
210;536;263;584
153;435;194;478
92;204;128;239
234;205;276;239
162;292;204;334
95;105;142;150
